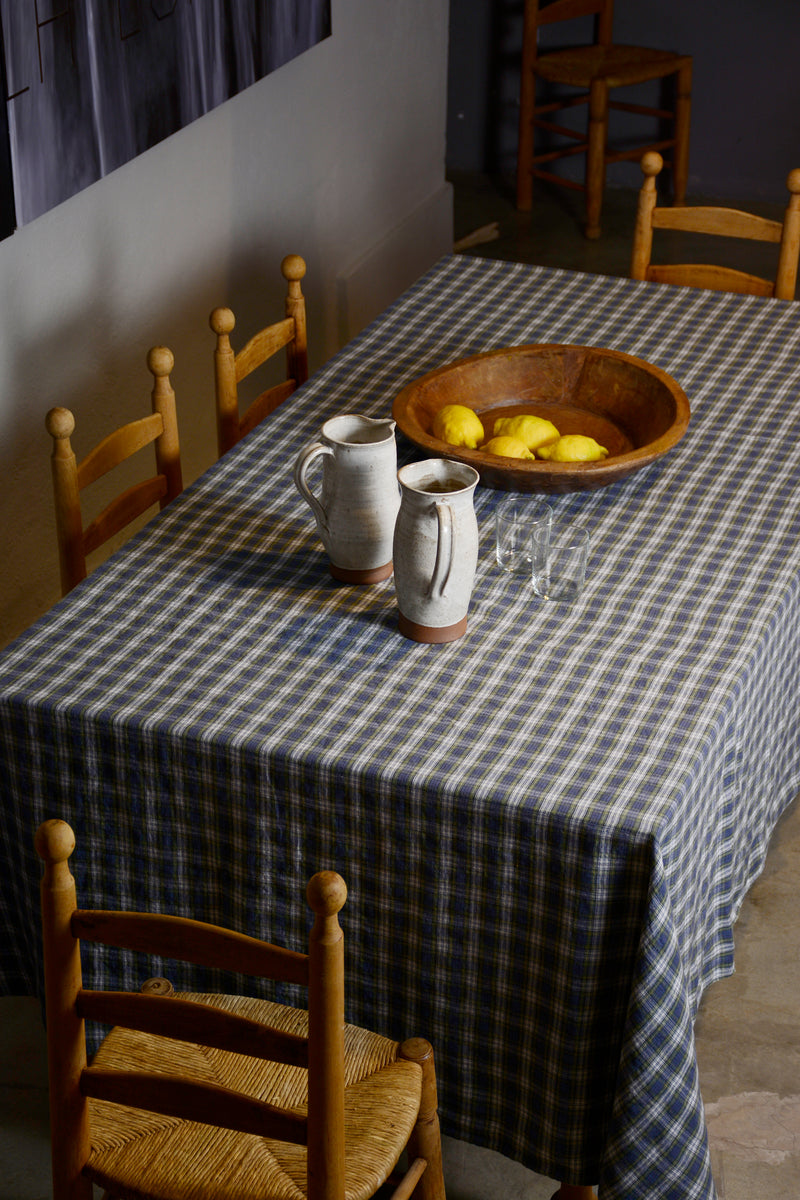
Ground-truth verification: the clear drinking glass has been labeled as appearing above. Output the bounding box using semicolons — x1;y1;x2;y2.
532;523;589;601
495;497;552;572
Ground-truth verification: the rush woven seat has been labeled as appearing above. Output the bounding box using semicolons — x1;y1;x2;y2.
36;820;445;1200
86;995;422;1200
210;254;309;458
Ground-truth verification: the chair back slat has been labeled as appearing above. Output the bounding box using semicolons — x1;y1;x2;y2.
72;909;310;986
81;477;168;556
77;990;310;1067
235;317;296;382
81;1067;309;1144
631;152;800;300
646;263;776;297
76;413;164;489
239;380;297;439
651;205;783;243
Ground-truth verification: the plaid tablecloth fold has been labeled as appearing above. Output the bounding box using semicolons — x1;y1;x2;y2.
3;256;800;1200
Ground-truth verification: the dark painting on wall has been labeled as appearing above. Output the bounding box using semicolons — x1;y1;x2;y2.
0;1;331;239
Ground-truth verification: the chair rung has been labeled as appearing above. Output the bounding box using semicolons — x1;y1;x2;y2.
532;140;589;165
531;168;585;192
532;117;586;141
533;93;589;117
388;1158;428;1200
605;139;674;165
608;99;674;120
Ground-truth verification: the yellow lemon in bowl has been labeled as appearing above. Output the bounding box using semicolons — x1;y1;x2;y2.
481;435;535;460
492;414;560;451
431;404;484;448
536;434;609;462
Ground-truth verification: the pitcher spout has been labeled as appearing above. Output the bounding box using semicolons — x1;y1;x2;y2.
322;414;395;445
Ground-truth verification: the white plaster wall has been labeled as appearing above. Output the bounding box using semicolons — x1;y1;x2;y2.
0;0;453;646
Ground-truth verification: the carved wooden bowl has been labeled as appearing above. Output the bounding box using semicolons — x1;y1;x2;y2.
392;343;691;493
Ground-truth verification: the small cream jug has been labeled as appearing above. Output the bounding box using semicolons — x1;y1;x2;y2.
393;459;480;643
293;414;400;583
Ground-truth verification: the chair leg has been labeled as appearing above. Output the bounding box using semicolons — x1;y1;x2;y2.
399;1039;446;1200
671;61;692;206
585;79;608;238
516;0;537;212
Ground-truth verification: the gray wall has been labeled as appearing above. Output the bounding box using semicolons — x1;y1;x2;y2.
0;0;452;646
447;0;800;203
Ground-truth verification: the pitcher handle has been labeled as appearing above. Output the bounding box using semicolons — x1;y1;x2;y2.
293;441;334;535
428;500;454;600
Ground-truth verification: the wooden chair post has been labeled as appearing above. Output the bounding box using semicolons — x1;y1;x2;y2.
630;151;661;280
399;1039;446;1200
672;61;693;207
306;871;347;1200
210;306;239;458
46;407;86;594
35;820;93;1200
775;168;800;301
595;0;613;45
585;77;609;239
515;0;540;212
148;345;183;506
282;254;309;386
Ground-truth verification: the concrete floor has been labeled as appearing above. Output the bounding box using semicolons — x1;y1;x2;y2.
3;174;799;1199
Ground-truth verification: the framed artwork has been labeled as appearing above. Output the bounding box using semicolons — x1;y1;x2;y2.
0;1;332;239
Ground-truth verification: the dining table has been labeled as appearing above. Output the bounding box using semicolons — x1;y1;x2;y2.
3;253;800;1200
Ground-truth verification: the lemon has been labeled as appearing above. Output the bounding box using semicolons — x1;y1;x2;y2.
432;404;484;448
492;414;560;451
481;435;535;460
536;435;609;462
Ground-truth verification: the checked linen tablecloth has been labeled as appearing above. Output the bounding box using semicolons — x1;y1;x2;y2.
3;256;800;1199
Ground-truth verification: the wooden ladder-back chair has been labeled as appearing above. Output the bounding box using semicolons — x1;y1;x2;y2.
631;152;800;300
46;346;183;597
36;819;446;1200
210;254;309;458
516;0;692;238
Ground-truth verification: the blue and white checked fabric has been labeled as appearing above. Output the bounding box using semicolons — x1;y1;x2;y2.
3;257;800;1199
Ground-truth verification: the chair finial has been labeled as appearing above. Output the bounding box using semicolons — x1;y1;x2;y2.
210;306;236;335
35;819;75;865
147;345;174;377
786;168;800;196
45;407;75;440
281;254;306;284
641;151;663;179
306;871;347;916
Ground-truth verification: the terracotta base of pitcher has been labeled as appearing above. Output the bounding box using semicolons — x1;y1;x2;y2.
329;560;393;584
397;612;468;644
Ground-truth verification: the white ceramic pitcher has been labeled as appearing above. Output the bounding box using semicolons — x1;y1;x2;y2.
293;414;400;583
393;459;480;643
